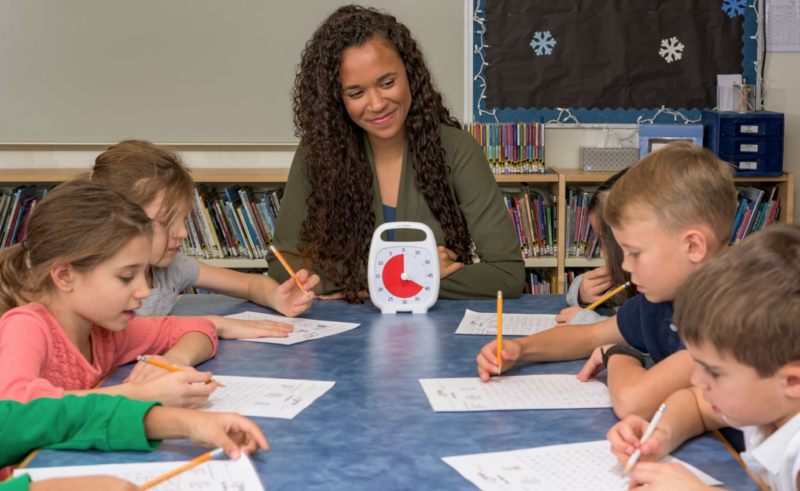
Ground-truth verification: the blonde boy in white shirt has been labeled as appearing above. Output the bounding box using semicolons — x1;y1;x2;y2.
607;224;800;491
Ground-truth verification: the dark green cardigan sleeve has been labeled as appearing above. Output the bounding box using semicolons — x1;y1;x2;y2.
437;126;525;299
0;395;160;469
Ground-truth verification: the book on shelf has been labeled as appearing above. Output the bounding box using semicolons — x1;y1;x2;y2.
565;187;601;259
0;186;44;250
525;268;555;295
462;122;546;173
181;185;281;262
500;185;556;258
730;185;781;245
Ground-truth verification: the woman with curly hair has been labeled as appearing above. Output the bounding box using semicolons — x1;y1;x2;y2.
268;5;524;303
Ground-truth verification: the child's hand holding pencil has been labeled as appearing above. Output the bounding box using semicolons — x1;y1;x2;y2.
125;354;195;383
476;338;523;382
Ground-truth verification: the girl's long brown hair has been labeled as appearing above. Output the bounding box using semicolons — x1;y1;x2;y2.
293;5;471;303
0;180;152;314
587;169;636;305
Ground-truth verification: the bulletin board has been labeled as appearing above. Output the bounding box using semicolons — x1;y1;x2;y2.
472;0;760;124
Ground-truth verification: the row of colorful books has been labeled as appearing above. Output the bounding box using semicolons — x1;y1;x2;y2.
525;268;556;295
181;186;283;260
500;185;557;258
0;186;46;250
463;123;545;168
564;188;602;258
489;159;547;175
730;186;782;245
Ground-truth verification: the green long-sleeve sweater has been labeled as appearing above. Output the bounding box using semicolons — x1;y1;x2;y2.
268;124;525;299
1;395;160;491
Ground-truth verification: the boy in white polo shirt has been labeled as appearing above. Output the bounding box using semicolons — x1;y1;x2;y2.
607;224;800;491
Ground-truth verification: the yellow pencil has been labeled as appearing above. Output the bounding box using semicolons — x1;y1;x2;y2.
497;290;503;374
139;448;225;489
586;281;631;311
136;355;226;388
269;245;310;297
736;86;752;112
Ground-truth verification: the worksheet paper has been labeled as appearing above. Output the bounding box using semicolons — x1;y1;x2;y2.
225;311;360;345
455;309;557;336
419;375;612;411
15;454;265;491
201;375;334;419
443;440;722;491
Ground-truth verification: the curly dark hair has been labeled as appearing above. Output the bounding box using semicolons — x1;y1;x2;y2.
292;5;472;303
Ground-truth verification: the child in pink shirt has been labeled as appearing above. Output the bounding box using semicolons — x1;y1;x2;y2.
0;180;219;407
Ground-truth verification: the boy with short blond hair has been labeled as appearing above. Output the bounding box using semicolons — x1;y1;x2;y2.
476;142;737;419
608;224;800;491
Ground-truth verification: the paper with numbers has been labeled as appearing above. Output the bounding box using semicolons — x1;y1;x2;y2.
15;453;265;491
455;309;557;336
201;375;334;419
419;375;611;411
443;440;722;491
225;311;360;345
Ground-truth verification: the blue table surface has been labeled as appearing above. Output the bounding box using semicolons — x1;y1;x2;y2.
29;295;758;491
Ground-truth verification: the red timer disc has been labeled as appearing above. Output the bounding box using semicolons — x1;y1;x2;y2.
382;254;424;298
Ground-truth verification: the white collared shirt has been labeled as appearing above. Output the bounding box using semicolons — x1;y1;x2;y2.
739;411;800;491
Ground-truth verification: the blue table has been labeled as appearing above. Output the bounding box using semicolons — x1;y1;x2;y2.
29;295;758;490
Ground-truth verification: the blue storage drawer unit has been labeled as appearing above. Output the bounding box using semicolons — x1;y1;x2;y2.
703;110;784;177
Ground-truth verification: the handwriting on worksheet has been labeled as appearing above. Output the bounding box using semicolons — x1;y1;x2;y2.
443;440;722;491
225;311;360;345
455;309;557;336
16;454;264;491
202;375;334;419
419;375;612;411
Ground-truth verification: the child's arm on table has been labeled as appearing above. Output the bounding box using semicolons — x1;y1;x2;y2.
142;405;269;459
607;386;726;490
579;348;695;419
123;317;217;383
477;316;625;381
2;396;268;491
194;263;319;339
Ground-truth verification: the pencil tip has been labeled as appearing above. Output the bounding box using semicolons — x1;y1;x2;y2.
622;464;632;476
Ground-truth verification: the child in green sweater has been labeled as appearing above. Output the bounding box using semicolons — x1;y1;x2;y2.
1;394;268;491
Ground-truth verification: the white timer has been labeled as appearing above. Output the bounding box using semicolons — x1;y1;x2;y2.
367;222;440;314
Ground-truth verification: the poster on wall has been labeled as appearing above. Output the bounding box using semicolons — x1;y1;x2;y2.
473;0;759;124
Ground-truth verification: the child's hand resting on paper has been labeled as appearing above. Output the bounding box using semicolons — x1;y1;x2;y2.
555;306;583;325
207;315;294;340
627;462;714;491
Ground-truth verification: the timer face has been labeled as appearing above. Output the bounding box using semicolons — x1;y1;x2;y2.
373;246;436;305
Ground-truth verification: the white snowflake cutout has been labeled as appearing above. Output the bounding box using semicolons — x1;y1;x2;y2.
530;31;556;56
659;37;684;63
722;0;747;17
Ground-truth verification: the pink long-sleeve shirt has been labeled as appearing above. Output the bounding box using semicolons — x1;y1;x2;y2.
0;302;218;402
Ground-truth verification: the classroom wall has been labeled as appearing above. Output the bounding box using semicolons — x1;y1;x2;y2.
1;54;798;220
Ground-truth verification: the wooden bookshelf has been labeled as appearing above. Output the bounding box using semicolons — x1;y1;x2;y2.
0;168;793;293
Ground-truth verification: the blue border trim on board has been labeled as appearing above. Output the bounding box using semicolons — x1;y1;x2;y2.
472;0;758;124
